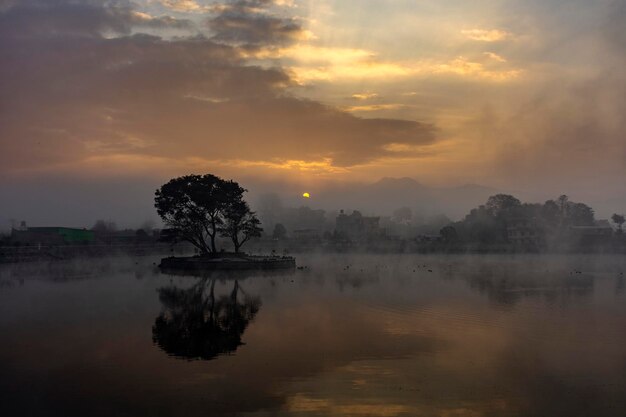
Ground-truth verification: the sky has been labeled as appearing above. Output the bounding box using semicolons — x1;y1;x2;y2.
1;0;625;227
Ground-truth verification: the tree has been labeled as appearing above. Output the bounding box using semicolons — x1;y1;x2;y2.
440;225;458;243
154;174;246;254
485;194;521;217
91;219;117;233
567;202;595;226
543;195;594;227
272;223;287;239
219;201;263;253
612;214;625;234
557;195;569;216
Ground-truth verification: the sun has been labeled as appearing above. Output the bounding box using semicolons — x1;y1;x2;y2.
302;192;311;198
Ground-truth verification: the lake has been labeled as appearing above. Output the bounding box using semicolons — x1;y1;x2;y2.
1;254;626;417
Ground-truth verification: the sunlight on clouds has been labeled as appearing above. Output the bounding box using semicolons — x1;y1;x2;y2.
382;143;424;153
254;41;522;83
273;0;296;7
290;61;412;83
345;104;407;112
159;0;203;12
461;28;512;42
23;154;350;179
484;52;507;62
351;92;379;100
287;53;521;83
435;57;521;81
224;158;350;175
251;44;374;63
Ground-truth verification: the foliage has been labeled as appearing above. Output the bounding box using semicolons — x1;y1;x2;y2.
440;225;458;242
485;194;521;217
218;201;263;253
91;219;117;233
453;194;597;245
612;214;625;233
272;223;287;239
154;174;257;254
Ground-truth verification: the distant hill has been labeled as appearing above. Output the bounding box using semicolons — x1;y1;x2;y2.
311;177;498;220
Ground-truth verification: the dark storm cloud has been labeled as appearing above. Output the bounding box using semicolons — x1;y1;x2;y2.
209;0;307;46
0;0;437;176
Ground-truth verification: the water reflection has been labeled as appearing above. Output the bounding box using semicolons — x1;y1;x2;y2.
465;268;595;306
152;278;261;360
1;254;626;417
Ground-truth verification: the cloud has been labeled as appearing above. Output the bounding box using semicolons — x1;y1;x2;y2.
484;52;507;62
345;104;407;113
208;0;311;46
278;46;522;83
0;0;192;38
0;0;439;179
461;28;512;42
351;92;379;100
159;0;205;12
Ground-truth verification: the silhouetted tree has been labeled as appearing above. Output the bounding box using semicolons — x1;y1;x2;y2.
557;195;569;216
272;223;287;239
440;225;458;243
567;202;595;226
91;219;117;233
485;194;521;217
612;214;625;234
154;174;246;254
542;195;595;227
541;200;560;227
219;201;263;253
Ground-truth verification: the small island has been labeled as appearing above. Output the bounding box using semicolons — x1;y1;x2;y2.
159;254;296;272
154;174;296;272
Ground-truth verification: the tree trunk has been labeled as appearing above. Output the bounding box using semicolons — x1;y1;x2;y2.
210;218;217;253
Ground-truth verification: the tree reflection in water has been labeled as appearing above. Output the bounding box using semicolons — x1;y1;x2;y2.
152;278;261;360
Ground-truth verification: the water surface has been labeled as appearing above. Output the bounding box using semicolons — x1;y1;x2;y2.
1;254;625;417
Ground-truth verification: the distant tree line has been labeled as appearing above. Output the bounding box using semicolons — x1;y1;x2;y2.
441;194;620;247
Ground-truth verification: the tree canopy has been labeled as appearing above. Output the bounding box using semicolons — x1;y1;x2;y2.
154;174;262;254
612;214;625;233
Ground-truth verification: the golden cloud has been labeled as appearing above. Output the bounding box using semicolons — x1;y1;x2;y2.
159;0;204;12
351;92;379;100
252;44;521;83
461;28;512;42
345;104;407;112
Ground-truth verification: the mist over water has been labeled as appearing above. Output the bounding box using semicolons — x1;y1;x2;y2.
1;254;626;417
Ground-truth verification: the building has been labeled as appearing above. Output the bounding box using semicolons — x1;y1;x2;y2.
11;227;95;245
335;210;382;241
506;218;543;246
569;220;614;237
